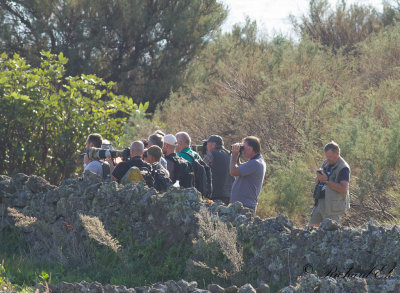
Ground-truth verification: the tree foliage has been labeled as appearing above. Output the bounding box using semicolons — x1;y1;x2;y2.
292;0;400;54
0;0;226;110
0;51;138;183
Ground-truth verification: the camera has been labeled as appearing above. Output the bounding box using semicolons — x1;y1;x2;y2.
191;140;208;156
86;147;130;162
316;169;323;174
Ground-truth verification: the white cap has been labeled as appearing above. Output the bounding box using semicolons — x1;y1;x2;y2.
164;134;177;146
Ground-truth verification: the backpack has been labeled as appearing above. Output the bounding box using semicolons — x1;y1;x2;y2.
183;152;212;198
152;165;172;192
167;155;194;188
120;165;154;188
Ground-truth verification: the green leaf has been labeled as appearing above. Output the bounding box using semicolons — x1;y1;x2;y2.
10;92;31;101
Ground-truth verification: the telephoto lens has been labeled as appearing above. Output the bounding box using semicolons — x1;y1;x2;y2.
87;147;128;161
87;147;112;161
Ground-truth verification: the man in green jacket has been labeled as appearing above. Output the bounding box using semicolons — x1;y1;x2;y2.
175;131;201;163
308;141;350;227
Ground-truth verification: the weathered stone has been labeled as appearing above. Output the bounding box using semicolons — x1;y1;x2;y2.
165;280;185;293
135;286;151;293
319;218;340;231
238;284;256;293
207;284;224;293
188;281;198;291
26;175;54;193
12;173;29;190
224;286;238;293
255;284;270;293
1;173;400;293
88;281;105;293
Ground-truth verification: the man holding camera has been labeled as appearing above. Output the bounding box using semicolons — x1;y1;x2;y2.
108;140;151;183
230;136;266;211
203;135;233;204
308;141;350;227
83;133;104;177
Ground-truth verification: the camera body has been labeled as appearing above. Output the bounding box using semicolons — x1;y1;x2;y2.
191;140;208;156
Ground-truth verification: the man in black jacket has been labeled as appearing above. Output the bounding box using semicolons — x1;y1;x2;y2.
108;140;151;183
203;135;233;204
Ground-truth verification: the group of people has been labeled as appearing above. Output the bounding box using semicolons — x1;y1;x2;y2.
83;132;350;226
83;132;267;212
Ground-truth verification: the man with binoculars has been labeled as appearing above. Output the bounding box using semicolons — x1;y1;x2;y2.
230;136;266;211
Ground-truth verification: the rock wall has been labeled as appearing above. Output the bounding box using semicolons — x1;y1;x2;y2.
1;172;400;292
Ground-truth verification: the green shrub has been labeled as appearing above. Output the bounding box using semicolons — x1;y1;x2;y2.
0;51;139;184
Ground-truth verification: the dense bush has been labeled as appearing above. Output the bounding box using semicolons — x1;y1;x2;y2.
0;52;139;184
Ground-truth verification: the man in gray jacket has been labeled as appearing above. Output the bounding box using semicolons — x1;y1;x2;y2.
203;135;233;204
308;141;350;227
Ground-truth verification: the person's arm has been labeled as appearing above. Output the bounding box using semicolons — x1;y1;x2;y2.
105;158;118;181
326;180;349;195
317;168;349;195
230;143;241;176
111;162;129;183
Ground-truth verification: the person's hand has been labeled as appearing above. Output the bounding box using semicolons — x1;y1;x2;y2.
317;171;328;183
83;154;90;165
231;143;241;156
105;157;114;165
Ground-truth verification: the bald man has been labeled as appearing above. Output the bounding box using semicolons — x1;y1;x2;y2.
109;141;151;183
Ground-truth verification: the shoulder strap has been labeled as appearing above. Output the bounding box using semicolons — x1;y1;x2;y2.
182;151;199;162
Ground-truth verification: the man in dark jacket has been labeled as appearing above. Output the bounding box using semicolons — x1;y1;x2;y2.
108;140;151;183
203;135;233;204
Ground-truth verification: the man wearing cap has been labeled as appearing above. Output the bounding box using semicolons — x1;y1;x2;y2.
163;134;179;179
163;134;194;187
203;135;233;204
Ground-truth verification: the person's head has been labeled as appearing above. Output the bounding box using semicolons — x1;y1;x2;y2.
147;145;163;164
130;141;144;158
86;133;103;150
148;133;164;149
243;136;261;159
207;135;223;152
175;132;191;153
163;134;177;155
324;141;340;165
154;130;165;137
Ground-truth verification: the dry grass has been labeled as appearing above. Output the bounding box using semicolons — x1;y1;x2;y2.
79;214;121;252
7;207;37;228
194;207;243;275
